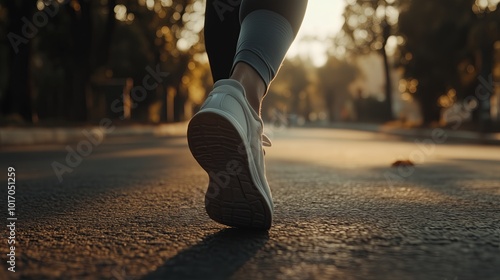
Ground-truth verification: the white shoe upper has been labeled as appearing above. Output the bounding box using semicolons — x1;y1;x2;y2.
197;79;274;212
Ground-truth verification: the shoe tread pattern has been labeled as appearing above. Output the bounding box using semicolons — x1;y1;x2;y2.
187;112;271;230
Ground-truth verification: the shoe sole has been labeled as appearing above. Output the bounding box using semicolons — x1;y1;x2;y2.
187;111;272;230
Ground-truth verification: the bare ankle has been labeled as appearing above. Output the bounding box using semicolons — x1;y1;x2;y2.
230;63;266;115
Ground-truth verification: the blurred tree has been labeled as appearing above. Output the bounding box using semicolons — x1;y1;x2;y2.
1;0;117;122
269;59;310;120
317;57;359;122
66;0;93;122
467;2;500;130
96;0;117;69
0;0;37;122
123;0;205;122
338;0;404;121
399;0;499;124
1;0;206;123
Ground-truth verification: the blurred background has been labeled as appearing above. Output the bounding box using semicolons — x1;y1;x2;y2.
0;0;499;132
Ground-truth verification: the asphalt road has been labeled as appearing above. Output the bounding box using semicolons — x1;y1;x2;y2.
0;127;499;280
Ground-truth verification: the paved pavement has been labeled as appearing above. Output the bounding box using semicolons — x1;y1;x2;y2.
327;122;500;145
1;122;500;147
0;128;499;279
0;122;189;146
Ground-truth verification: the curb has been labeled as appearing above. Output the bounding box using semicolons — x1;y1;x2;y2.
0;122;188;147
328;123;500;145
379;127;500;145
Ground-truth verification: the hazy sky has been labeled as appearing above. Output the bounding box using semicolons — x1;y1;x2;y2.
288;0;347;66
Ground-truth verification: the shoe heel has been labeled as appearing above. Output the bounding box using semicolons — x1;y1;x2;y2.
187;112;272;230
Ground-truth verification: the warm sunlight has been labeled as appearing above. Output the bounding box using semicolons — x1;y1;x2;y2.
288;1;347;67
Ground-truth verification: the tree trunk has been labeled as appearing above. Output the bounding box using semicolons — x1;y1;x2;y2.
173;85;186;122
1;0;36;122
381;18;393;121
324;89;335;123
419;88;441;126
171;55;190;122
381;45;393;121
94;0;116;69
66;0;93;122
475;42;494;132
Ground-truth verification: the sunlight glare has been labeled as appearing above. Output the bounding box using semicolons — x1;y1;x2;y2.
288;0;347;67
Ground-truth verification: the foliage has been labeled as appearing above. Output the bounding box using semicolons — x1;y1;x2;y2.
0;0;207;123
317;56;359;122
337;0;405;121
337;0;499;126
398;0;499;125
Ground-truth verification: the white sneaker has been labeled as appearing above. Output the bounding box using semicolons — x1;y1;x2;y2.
187;79;273;230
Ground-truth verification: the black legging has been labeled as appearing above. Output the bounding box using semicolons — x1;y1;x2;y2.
204;0;308;82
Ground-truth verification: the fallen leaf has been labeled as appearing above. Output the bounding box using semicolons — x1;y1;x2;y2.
391;160;415;167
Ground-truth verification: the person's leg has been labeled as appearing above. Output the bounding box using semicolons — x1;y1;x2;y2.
203;0;241;82
188;0;307;230
231;0;308;114
205;0;308;114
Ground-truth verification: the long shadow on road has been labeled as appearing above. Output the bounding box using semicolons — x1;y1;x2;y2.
142;228;269;280
0;136;194;224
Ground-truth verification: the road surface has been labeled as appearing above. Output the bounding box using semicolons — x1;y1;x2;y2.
0;127;499;279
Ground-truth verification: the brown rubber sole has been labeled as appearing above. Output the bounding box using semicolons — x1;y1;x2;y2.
187;112;272;230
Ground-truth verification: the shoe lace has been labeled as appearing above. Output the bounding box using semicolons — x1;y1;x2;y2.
262;134;272;155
